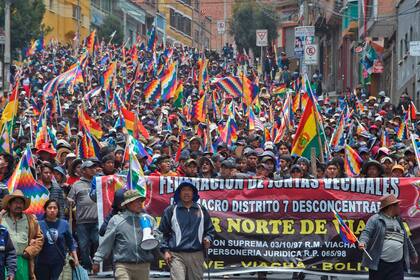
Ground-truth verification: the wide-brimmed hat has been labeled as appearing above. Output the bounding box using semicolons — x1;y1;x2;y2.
121;190;145;207
2;189;31;210
380;194;401;210
361;160;384;176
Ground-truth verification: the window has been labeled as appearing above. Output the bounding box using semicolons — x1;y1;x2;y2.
72;5;81;20
92;0;100;8
195;0;199;10
405;33;408;53
195;29;200;42
180;0;192;6
400;39;403;60
102;0;111;13
49;0;54;10
169;9;192;36
141;23;146;36
410;27;414;42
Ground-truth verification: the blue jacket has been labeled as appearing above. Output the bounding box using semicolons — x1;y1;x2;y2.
159;202;214;253
0;225;16;280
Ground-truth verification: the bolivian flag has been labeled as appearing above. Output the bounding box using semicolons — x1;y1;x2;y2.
291;97;323;158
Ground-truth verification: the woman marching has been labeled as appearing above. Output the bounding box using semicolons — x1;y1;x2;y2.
35;199;79;280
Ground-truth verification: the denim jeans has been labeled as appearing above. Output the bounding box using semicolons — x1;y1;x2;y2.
76;223;99;271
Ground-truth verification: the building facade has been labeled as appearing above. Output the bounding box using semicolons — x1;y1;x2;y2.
201;0;234;50
396;0;420;107
42;0;91;45
159;0;211;48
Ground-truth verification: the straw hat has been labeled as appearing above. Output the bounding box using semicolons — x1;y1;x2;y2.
2;189;31;210
379;194;401;210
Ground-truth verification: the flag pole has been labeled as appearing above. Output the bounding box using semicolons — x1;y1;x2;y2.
355;236;373;261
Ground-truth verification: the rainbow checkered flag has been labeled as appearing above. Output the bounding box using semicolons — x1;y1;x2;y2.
333;210;372;260
7;148;49;218
127;151;146;197
333;210;357;244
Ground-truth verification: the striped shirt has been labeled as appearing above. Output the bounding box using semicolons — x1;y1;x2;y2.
380;215;404;262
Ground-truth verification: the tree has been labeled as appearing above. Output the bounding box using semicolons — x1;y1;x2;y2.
230;1;277;57
97;15;124;46
0;0;47;57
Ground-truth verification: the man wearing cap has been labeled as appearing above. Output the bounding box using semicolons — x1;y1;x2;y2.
39;162;67;218
380;157;395;177
1;190;44;280
359;194;418;279
218;159;235;179
159;181;215;280
183;159;199;178
92;190;155;279
189;137;203;156
67;160;99;272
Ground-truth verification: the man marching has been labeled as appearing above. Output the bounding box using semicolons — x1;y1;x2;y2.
359;194;418;280
159;180;215;280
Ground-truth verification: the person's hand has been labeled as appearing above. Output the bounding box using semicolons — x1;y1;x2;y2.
22;252;30;259
164;251;172;266
29;239;37;246
6;275;14;280
72;258;79;267
411;255;418;264
92;263;100;274
358;242;365;250
203;238;211;249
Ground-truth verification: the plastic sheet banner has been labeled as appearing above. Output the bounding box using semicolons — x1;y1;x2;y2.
97;176;420;277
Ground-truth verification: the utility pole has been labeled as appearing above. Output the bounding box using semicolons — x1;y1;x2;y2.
301;0;310;75
77;0;80;48
4;0;11;94
223;0;226;47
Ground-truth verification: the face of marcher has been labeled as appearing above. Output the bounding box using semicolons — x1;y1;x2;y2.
237;159;246;172
180;186;194;205
102;160;115;174
366;165;380;178
383;160;394;172
159;159;171;173
115;151;123;163
201;161;212;174
316;168;325;178
46;202;59;220
299;162;308;172
391;169;404;177
290;169;303;179
190;140;200;152
325;165;339;178
220;166;232;178
9;198;25;216
279;145;289;155
247;155;258;169
279;159;288;170
185;164;198;177
82;166;97;179
41;167;53;185
264;160;275;173
126;198;144;214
